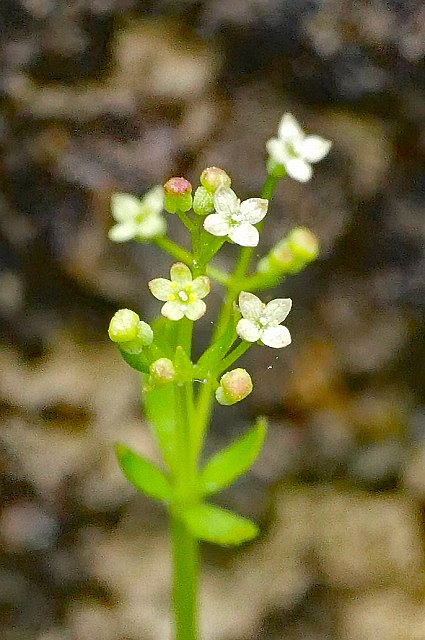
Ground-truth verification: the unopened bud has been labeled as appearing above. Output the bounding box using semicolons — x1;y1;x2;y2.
108;309;153;354
258;227;319;275
163;177;193;213
200;167;231;193
150;358;175;384
215;368;253;406
193;186;214;216
287;227;319;263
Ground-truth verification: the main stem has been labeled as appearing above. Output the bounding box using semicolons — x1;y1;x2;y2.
171;510;198;640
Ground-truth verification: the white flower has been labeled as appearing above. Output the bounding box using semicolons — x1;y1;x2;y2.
236;291;292;348
109;186;166;242
203;186;268;247
148;263;210;321
266;113;331;182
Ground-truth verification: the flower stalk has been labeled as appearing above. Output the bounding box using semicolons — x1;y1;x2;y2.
107;113;330;639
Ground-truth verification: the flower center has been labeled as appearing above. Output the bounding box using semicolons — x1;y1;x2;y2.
259;316;268;327
178;291;189;302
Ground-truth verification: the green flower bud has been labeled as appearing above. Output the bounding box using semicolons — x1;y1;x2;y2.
163;177;193;213
200;167;231;193
193;186;214;216
257;227;319;275
215;368;253;406
287;227;319;263
150;358;175;384
108;309;153;355
108;309;140;343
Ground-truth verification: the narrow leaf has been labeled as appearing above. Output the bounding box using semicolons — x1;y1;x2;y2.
143;380;176;473
182;503;258;546
116;443;172;502
200;417;267;495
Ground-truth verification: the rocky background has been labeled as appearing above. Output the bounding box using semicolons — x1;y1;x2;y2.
1;1;425;639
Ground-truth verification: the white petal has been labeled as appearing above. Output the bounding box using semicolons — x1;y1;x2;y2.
261;325;291;348
266;138;288;165
161;301;185;321
111;193;142;223
203;213;231;237
185;299;206;321
136;215;166;240
263;298;292;325
170;262;192;286
108;222;136;242
148;278;173;301
236;318;262;343
285;157;313;182
278;113;304;142
238;291;263;321
229;222;259;247
295;135;332;163
141;185;164;214
191;276;210;299
213;186;239;217
240;198;268;224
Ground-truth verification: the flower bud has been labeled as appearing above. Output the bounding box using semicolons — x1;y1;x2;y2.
200;167;231;193
257;227;319;275
163;177;193;213
193;186;214;216
215;368;253;406
150;358;175;384
108;309;153;354
287;227;319;263
108;309;140;343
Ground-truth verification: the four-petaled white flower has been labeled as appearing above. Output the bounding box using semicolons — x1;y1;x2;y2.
109;186;166;242
236;291;292;348
266;113;331;183
203;186;268;247
149;263;210;321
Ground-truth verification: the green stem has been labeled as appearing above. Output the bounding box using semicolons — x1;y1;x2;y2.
154;236;193;265
217;340;252;374
177;210;195;233
171;513;199;640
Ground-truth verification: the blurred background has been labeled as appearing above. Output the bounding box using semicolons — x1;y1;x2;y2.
1;1;425;639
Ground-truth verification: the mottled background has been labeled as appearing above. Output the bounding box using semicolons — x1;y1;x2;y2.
1;1;425;639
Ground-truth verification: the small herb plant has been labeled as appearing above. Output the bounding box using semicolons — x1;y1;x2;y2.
107;113;331;640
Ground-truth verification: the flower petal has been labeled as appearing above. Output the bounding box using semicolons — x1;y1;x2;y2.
191;276;210;299
203;213;231;237
170;262;192;286
266;138;288;165
185;299;206;321
141;185;164;214
228;222;259;247
161;301;185;321
148;278;173;301
261;325;291;348
238;291;263;321
136;215;166;240
213;186;239;217
278;113;304;142
295;135;332;163
108;222;136;242
111;193;142;223
240;198;268;224
236;318;262;343
285;157;313;182
263;298;292;325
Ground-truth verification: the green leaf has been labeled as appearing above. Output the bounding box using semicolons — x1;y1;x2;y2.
182;503;258;546
143;379;176;473
174;345;193;382
199;417;267;495
115;443;172;502
152;317;177;359
119;348;150;374
195;319;236;377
